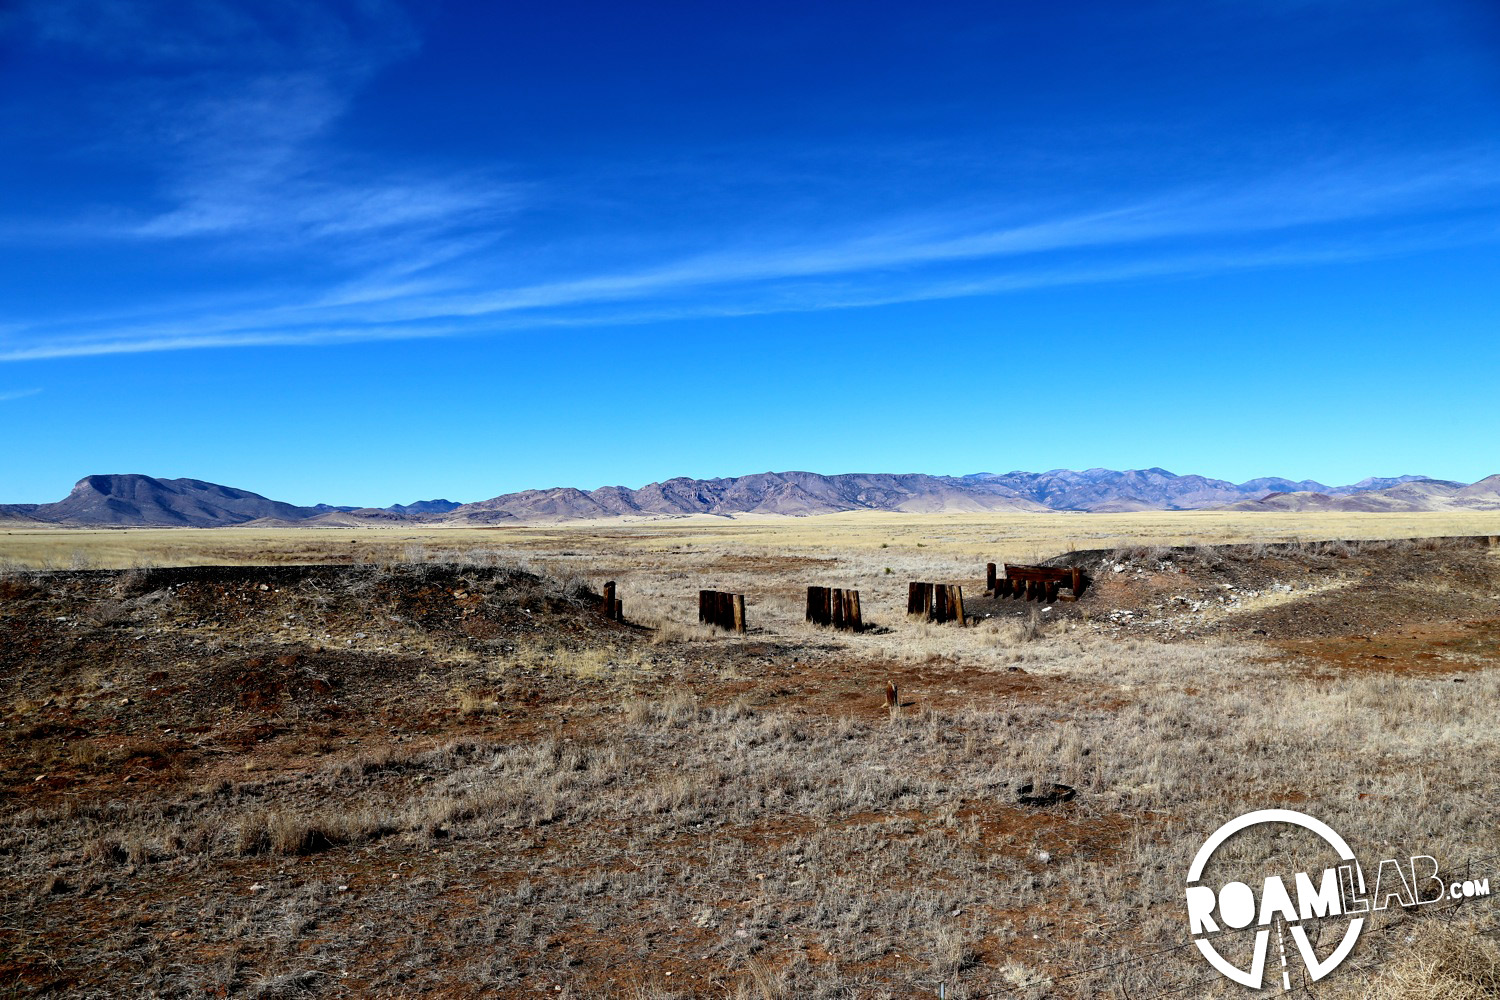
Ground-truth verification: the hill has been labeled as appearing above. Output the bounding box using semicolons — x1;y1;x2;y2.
1220;475;1500;513
0;477;470;528
446;471;1051;521
0;475;323;527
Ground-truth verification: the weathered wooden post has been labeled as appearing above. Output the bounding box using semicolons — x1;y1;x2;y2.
699;589;710;624
732;594;746;634
1070;567;1083;597
933;582;948;623
985;563;997;595
806;586;822;625
948;584;964;625
907;582;922;615
614;598;623;621
847;590;862;631
831;587;845;629
602;581;616;620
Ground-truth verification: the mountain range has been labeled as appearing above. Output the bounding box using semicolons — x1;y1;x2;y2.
3;469;1498;527
1220;476;1500;513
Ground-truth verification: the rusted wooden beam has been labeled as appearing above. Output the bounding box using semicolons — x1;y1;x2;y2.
1003;563;1088;599
1004;564;1074;583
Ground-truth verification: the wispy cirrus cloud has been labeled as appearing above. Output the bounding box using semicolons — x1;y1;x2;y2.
4;153;1497;364
8;0;517;276
0;387;43;401
3;2;1499;364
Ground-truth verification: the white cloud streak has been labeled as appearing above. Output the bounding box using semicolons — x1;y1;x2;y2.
5;3;1499;364
3;196;1494;363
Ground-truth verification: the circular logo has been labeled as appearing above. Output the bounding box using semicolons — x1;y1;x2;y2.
1185;809;1364;989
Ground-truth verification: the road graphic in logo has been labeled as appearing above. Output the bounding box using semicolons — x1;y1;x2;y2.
1184;809;1490;990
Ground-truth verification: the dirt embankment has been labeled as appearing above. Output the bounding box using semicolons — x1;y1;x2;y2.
0;564;644;801
964;536;1500;667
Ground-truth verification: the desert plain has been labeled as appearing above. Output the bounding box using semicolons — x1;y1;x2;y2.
3;509;1500;998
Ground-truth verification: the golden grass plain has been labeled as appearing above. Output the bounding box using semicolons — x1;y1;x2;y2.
3;508;1499;570
5;515;1500;996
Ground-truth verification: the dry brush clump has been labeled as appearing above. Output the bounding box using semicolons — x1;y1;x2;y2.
1367;919;1500;999
234;806;394;856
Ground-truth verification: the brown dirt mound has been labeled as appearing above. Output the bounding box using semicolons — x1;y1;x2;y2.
967;536;1499;648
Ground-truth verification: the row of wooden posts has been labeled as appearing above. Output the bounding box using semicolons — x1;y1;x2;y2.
805;586;863;631
906;582;966;624
699;590;747;633
603;562;1087;634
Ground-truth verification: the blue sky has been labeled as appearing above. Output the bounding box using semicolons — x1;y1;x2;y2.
2;0;1498;506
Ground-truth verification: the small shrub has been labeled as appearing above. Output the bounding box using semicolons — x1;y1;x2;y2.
236;808;389;856
84;836;128;865
455;686;501;716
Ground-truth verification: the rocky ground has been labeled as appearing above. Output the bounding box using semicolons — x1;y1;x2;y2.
2;538;1497;998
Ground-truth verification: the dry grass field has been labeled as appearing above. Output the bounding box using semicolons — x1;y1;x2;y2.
3;512;1500;998
5;509;1500;571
